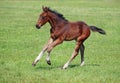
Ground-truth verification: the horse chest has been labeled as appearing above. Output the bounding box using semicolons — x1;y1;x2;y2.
50;28;65;39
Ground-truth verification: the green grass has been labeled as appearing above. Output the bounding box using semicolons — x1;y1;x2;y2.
0;0;120;83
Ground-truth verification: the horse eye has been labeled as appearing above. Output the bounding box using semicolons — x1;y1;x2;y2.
41;16;46;19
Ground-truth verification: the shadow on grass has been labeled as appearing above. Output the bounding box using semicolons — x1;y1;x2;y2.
69;63;100;68
35;65;62;70
34;63;100;70
85;63;100;66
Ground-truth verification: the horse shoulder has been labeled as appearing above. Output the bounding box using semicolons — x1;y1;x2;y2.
50;26;67;40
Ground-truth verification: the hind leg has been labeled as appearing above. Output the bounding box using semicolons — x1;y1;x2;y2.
63;41;82;69
80;43;85;66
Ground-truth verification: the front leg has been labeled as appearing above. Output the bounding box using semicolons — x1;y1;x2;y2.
47;38;63;53
32;38;53;66
46;52;51;65
45;38;63;65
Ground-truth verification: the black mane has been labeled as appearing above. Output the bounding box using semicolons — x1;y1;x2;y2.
48;8;68;21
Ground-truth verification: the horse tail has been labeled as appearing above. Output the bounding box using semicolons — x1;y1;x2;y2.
89;26;106;35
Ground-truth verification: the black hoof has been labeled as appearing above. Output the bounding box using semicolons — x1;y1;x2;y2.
32;63;36;66
61;66;67;70
47;60;51;65
32;62;36;66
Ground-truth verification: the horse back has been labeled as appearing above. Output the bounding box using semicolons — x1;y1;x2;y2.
64;21;90;41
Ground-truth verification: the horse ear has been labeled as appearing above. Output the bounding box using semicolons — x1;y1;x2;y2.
42;6;48;12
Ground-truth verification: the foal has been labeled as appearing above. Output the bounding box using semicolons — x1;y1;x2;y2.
32;6;106;69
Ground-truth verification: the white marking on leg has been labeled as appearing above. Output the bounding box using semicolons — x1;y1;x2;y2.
63;61;70;69
80;61;84;66
33;38;53;66
46;52;51;65
34;51;44;63
46;53;50;62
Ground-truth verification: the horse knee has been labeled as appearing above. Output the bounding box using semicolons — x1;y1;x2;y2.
47;46;53;53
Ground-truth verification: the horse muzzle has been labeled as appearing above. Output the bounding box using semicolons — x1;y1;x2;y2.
36;24;41;29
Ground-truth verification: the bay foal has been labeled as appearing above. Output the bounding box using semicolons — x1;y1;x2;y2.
32;6;106;69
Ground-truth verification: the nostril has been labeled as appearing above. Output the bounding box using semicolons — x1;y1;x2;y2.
36;25;38;28
36;25;39;28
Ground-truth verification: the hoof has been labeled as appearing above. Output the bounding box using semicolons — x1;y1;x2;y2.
32;60;38;66
62;65;68;69
80;61;84;66
47;60;51;65
62;63;69;69
62;67;67;70
32;63;36;66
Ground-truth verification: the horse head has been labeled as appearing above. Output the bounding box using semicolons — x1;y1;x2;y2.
36;6;49;29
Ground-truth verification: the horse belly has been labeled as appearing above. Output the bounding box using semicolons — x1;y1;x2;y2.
65;31;80;41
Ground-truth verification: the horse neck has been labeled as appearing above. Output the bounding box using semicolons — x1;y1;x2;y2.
48;14;67;28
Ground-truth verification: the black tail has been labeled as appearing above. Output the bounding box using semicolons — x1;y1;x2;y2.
89;26;106;35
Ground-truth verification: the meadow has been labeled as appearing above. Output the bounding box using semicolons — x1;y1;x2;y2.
0;0;120;83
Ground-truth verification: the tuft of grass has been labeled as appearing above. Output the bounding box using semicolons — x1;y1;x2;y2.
0;0;120;83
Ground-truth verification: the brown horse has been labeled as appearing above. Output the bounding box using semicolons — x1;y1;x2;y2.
32;6;106;69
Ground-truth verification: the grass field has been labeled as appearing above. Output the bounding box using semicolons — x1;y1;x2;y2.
0;0;120;83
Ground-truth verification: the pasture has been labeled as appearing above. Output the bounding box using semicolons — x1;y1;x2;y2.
0;0;120;83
